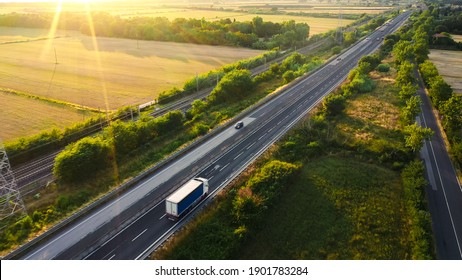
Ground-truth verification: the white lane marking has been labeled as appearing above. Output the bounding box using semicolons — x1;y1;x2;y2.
246;142;256;150
234;152;243;160
208;176;214;181
219;163;229;172
108;254;115;260
420;104;462;258
159;214;166;220
132;228;147;242
258;134;266;141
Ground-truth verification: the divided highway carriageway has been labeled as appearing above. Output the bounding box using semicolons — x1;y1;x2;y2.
13;11;411;260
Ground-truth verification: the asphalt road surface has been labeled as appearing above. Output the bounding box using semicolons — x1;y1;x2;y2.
417;69;462;260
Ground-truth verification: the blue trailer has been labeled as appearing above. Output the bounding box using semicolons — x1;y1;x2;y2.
165;178;209;220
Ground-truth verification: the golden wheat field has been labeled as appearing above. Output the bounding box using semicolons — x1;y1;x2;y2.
0;27;263;110
0;89;95;141
0;27;263;141
429;50;462;93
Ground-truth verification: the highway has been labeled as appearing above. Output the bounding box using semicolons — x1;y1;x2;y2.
10;39;330;193
417;70;462;260
17;12;410;260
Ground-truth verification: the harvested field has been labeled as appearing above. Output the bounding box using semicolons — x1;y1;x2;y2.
115;10;354;35
0;90;94;141
452;34;462;43
0;27;263;110
429;50;462;93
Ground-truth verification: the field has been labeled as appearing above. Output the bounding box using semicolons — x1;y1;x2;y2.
452;34;462;42
0;28;263;110
108;8;355;35
0;27;263;141
0;89;94;141
429;49;462;93
0;0;376;141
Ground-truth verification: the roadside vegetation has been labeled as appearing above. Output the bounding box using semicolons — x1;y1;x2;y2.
413;4;462;171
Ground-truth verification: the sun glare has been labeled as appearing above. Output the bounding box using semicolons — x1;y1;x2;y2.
41;0;112;117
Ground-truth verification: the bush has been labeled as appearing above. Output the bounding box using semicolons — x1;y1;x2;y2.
376;63;390;72
322;94;346;116
53;137;112;183
332;46;342;54
208;69;253;104
402;161;433;259
450;141;462;168
282;70;296;83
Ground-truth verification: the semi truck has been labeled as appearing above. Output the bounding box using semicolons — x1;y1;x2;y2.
165;177;209;221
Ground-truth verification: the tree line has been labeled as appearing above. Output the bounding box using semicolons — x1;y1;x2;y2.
0;12;309;49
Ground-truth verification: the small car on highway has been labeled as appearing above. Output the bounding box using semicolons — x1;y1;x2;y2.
235;121;244;129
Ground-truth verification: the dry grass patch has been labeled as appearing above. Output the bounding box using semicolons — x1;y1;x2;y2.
347;96;399;130
429;50;462;93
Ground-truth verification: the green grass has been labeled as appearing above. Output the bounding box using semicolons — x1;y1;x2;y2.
238;156;408;259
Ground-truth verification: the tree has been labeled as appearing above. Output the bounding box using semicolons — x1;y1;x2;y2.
428;76;453;108
403;124;434;152
440;95;462;140
392;40;415;65
282;70;296;83
343;31;357;46
419;61;439;86
53;137;111;183
396;61;416;86
413;38;429;64
105;120;138;158
400;96;422;125
323;94;346;116
209;69;253;104
398;83;418;100
358;55;381;71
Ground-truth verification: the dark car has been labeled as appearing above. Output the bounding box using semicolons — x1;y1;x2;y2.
235;121;244;129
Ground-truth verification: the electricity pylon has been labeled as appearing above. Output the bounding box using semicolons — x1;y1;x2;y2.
0;139;26;222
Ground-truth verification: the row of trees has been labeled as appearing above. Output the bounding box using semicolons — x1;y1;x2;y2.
419;60;462;167
409;5;462;168
53;111;185;183
158;50;280;104
0;12;309;49
53;51;322;184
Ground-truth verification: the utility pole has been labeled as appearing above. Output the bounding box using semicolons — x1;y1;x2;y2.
337;7;343;44
0;140;26;223
54;47;58;64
